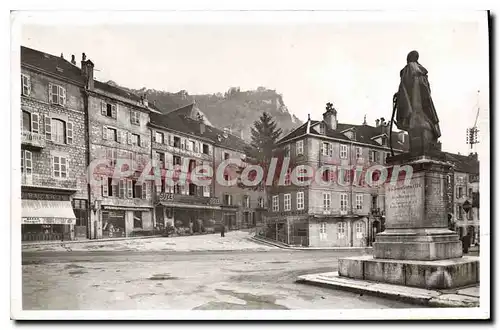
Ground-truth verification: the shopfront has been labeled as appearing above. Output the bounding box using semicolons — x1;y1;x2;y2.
21;191;76;241
102;210;126;238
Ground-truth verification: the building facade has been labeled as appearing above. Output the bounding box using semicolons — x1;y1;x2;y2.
266;104;409;247
21;47;89;241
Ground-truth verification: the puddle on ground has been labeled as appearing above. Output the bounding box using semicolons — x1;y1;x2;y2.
148;273;179;281
192;289;289;310
69;269;87;275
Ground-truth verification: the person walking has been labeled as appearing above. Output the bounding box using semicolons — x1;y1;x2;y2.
221;223;225;237
461;232;471;254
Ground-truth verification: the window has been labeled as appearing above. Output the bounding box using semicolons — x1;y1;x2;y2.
296;140;304;155
51;119;66;144
133;211;143;228
21;150;32;175
284;194;291;211
202;144;210;155
369;150;379;163
53;156;68;178
356;147;362;159
340;144;348;159
340;193;348;211
319;123;325;134
320;222;327;234
385;152;391;163
173;156;182;166
355;222;364;239
468;188;473;198
322;168;331;183
203;185;210;197
130;111;140;125
223;194;233;206
21;74;31;96
296;191;304;210
323;192;331;210
258;197;264;208
131;134;140;146
155;151;165;168
456;205;463;220
297;165;308;182
284;144;290;157
224;152;230;160
337;222;346;238
106;127;118;142
272;195;279;212
371;195;378;209
457;187;464;198
321;142;330;156
189;183;197;196
49;83;66;105
243;195;250;208
173;136;181;148
356;194;363;210
155;131;164;144
100;101;117;118
22;111;31;131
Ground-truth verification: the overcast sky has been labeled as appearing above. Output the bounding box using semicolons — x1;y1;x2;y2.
19;11;489;157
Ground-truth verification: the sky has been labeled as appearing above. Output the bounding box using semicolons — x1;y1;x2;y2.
19;11;489;157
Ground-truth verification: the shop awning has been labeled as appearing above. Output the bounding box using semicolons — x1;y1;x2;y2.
22;199;76;225
159;202;221;210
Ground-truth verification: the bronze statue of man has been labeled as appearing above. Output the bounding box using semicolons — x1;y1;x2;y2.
392;51;441;154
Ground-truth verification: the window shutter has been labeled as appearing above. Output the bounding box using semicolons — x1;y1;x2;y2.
169;134;174;146
118;180;124;198
60;87;66;105
208;145;212;156
127;179;133;198
25;150;32;174
31;113;39;133
180;138;185;150
194;142;199;153
127;132;132;145
111;104;117;119
328;144;333;156
100;101;107;116
102;176;109;197
44;115;52;140
111;180;118;197
141;182;147;199
180;184;186;195
130;112;134;124
66;122;73;144
48;83;53;103
102;126;108;140
165;152;173;169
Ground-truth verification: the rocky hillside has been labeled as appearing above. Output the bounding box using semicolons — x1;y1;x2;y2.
108;82;302;141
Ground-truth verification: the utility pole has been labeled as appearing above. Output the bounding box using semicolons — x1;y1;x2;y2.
466;90;481;151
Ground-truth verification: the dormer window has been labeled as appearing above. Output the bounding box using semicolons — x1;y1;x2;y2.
381;136;387;146
319;123;325;135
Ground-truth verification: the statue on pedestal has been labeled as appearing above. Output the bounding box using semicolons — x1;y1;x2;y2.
391;51;442;155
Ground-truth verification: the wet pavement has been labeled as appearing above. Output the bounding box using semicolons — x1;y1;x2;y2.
22;249;421;310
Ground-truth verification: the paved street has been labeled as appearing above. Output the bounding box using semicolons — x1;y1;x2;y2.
22;249;421;310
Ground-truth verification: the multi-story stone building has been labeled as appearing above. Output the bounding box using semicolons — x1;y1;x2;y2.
444;152;480;244
86;70;161;239
266;104;409;247
20;46;89;241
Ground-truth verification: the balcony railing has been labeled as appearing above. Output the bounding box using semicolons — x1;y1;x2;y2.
21;173;77;190
21;130;46;148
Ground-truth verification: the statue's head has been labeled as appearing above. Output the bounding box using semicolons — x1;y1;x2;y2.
406;50;419;63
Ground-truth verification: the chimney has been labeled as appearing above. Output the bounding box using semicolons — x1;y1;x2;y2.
323;102;337;130
375;119;380;127
398;131;406;144
142;94;149;107
240;130;245;140
71;55;76;65
81;53;94;90
198;114;206;135
223;127;229;138
469;152;478;160
436;141;442;151
60;53;64;59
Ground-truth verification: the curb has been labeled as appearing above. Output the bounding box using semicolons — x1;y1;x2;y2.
21;235;163;248
249;236;374;252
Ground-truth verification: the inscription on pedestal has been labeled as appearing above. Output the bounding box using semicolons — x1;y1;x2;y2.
386;178;424;228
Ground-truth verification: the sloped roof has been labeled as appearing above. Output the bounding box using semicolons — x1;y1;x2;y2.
444;152;480;174
21;46;162;113
278;118;410;151
150;111;249;152
21;46;85;84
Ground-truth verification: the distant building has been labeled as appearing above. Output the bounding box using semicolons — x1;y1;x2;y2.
444;152;480;244
266;103;409;247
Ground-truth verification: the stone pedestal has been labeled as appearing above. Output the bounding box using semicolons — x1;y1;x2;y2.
338;153;479;290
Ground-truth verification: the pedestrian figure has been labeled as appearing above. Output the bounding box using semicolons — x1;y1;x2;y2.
221;224;225;237
461;233;471;254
